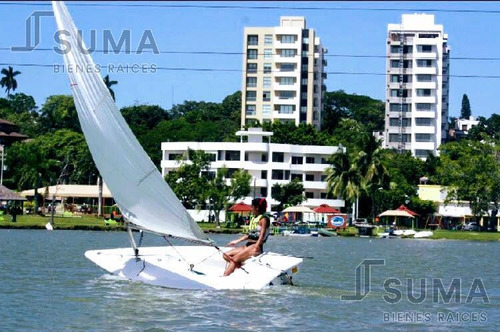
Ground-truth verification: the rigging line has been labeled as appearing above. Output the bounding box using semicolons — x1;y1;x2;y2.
163;235;191;267
2;2;500;14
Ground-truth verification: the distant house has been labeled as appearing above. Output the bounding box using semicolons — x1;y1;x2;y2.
449;116;480;141
0;119;29;146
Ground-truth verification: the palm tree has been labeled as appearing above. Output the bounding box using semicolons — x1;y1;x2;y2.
0;66;21;96
325;151;364;219
103;75;118;101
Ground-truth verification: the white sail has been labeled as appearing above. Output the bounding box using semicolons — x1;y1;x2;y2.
52;2;209;243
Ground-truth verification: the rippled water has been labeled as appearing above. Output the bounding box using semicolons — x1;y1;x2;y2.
0;229;498;331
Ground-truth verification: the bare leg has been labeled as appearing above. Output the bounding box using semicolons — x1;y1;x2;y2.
224;244;261;276
223;246;245;263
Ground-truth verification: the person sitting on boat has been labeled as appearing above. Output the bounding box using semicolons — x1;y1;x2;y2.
223;198;270;276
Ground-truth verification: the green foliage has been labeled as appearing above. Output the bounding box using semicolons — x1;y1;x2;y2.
467;114;500;141
0;66;21;96
460;94;471;119
437;139;500;221
261;121;330;145
40;95;81;133
322;90;385;134
5;129;96;190
0;93;41;138
271;179;305;211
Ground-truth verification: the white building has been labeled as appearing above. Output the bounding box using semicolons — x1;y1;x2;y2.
455;116;479;132
384;14;450;158
161;128;345;210
241;17;327;129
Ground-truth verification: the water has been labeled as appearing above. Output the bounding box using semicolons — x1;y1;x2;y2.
0;230;498;331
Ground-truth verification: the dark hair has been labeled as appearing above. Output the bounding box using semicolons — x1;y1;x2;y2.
251;198;267;215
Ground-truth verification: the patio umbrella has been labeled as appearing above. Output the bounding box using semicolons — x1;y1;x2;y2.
282;206;316;213
313;204;340;214
228;202;252;212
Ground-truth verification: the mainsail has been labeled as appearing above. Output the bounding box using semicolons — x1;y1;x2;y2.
52;2;209;243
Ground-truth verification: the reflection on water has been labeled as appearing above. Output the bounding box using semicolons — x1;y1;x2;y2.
0;230;498;331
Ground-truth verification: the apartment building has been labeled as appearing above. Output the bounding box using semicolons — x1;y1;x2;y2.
241;17;327;129
384;14;450;158
161;128;345;210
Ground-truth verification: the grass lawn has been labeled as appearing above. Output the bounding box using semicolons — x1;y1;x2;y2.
431;229;500;241
0;214;124;231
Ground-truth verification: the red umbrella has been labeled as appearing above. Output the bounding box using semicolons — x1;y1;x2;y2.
313;204;340;214
228;202;252;212
397;205;419;216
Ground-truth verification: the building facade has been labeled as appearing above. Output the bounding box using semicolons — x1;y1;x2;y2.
384;14;450;158
241;17;327;129
161;129;345;210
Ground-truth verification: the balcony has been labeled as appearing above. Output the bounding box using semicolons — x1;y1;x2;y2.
415;52;437;59
413;126;436;134
414;96;435;103
414;81;436;89
303;181;327;190
414;67;437;75
273;82;298;91
274;55;300;63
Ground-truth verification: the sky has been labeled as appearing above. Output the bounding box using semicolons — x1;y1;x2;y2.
1;1;499;119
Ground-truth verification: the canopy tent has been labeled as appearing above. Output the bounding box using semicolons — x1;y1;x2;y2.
0;185;26;201
21;184;113;199
379;209;415;229
397;205;419;216
313;204;340;214
283;206;316;213
228;202;252;213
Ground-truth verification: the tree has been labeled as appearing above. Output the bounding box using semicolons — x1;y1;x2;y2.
460;94;471;119
103;75;118;101
271;179;305;211
40;95;80;133
0;66;21;96
164;149;212;209
437;139;500;228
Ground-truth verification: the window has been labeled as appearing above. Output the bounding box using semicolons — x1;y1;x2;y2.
272;152;284;163
417;74;432;82
390;45;401;53
390;60;400;68
417;45;433;53
390;89;409;98
168;153;182;161
281;49;297;57
264;63;272;74
416;103;432;111
419;33;439;38
263;91;271;102
263;77;271;88
278;105;295;114
391;45;412;53
291;173;302;181
305;174;314;181
301;51;308;57
246;77;257;87
389;103;411;112
264;34;272;45
261;154;268;162
245;105;256;116
247;49;258;59
280;63;294;72
261;170;267;179
416;118;433;126
291;156;303;164
247;63;257;73
305;192;314;199
390;75;399;83
264;49;272;59
226;168;238;178
300;106;307;114
272;170;284;180
280;77;294;85
390;74;411;83
321;158;330;164
416;89;432;97
261;187;268;197
280;35;296;43
417;59;433;67
247;35;258;46
279;91;294;99
389;118;411;127
306;156;315;164
246;91;256;101
389;134;410;142
225;151;241;161
262;105;271;118
302;64;308;71
301;78;308;85
415;134;432;142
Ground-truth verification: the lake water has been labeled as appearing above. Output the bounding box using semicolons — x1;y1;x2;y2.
0;229;498;331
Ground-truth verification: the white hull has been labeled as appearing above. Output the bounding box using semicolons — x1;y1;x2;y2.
85;246;302;290
414;231;433;238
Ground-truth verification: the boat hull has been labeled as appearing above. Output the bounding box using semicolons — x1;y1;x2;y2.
85;246;302;290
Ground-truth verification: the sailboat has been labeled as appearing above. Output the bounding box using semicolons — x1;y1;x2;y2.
51;2;302;290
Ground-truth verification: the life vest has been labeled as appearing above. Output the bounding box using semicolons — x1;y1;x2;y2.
248;214;270;242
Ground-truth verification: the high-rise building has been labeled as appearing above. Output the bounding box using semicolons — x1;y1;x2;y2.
384;14;450;158
241;17;327;129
